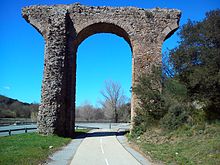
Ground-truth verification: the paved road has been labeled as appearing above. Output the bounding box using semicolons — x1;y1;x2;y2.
76;123;130;130
70;129;141;165
0;123;130;137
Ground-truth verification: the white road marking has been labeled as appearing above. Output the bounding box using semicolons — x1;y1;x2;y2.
101;138;110;165
100;138;104;154
101;144;104;154
105;158;110;165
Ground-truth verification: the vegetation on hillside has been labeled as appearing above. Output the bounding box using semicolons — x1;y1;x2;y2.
1;86;131;123
129;122;220;165
130;9;220;164
0;95;38;119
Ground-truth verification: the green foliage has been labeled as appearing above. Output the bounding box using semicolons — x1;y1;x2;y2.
132;66;165;133
0;133;71;165
130;9;220;164
162;78;188;113
162;78;207;130
163;78;187;102
160;103;193;130
160;9;220;129
170;9;220;119
161;79;194;130
129;126;144;138
134;66;165;120
132;68;193;132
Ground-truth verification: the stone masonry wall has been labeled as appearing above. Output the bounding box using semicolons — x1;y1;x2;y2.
22;3;181;137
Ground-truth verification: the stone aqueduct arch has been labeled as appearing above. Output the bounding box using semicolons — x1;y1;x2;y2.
22;3;181;137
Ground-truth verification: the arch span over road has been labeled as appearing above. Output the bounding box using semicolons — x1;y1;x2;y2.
22;3;181;137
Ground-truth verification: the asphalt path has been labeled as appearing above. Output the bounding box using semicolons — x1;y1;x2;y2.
70;129;141;165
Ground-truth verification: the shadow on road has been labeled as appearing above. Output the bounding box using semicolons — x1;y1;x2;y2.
74;130;129;139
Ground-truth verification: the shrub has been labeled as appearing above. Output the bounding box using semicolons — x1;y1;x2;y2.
160;103;193;130
133;107;158;133
132;66;164;135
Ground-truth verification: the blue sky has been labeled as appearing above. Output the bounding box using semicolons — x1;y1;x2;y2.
0;0;219;106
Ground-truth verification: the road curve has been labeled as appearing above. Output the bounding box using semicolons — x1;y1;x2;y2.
70;129;141;165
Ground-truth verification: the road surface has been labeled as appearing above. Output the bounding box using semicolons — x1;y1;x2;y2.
70;129;141;165
0;123;130;136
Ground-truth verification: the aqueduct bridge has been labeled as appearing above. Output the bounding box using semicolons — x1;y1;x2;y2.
22;3;181;137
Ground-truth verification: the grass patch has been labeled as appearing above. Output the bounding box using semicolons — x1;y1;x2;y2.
74;128;91;137
75;128;90;133
0;133;71;165
129;122;220;165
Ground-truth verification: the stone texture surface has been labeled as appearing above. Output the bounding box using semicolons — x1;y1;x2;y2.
22;3;181;137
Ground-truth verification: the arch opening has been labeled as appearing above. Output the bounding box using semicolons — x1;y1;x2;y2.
74;29;132;124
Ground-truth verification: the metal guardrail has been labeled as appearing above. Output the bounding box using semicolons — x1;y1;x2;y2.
0;125;98;136
0;123;117;136
0;127;37;136
75;125;100;129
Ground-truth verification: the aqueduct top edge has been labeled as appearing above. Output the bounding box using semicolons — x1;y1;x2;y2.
22;3;181;44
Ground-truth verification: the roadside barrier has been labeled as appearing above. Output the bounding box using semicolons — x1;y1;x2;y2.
75;125;100;130
0;127;37;136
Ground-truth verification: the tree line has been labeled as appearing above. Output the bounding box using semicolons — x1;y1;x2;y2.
0;95;39;121
75;102;130;122
76;80;131;122
0;80;131;123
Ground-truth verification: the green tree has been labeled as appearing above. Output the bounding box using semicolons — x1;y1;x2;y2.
170;9;220;119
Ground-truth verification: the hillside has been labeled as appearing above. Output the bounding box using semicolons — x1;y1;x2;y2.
0;95;39;118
